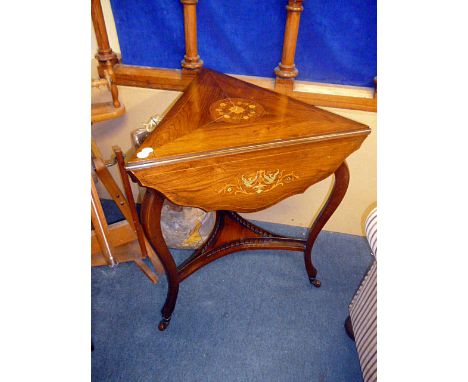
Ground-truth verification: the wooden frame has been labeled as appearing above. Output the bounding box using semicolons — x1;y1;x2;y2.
91;63;163;281
92;0;119;77
113;64;376;112
92;0;376;112
91;142;164;283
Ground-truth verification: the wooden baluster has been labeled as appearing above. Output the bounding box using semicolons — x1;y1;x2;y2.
180;0;203;72
92;0;119;75
92;0;122;109
274;0;304;93
104;66;121;108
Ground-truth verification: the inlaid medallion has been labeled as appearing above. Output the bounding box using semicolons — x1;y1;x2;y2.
209;98;264;123
217;169;299;195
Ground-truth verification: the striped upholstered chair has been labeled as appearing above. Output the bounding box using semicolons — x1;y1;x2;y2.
345;208;377;382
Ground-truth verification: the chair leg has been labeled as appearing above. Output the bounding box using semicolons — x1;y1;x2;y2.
91;139;164;275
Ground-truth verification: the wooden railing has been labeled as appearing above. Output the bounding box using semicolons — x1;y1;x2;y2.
92;0;376;112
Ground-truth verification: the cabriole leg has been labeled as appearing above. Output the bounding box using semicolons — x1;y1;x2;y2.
140;189;179;331
304;161;350;287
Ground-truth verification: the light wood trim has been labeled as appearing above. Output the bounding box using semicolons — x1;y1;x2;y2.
91;177;115;266
113;65;193;91
91;220;136;256
115;146;148;259
91;220;159;283
293;80;374;98
91;217;162;279
113;64;376;112
93;237;158;284
91;102;125;123
92;155;134;224
112;146;164;273
290;91;377;112
115;146;165;275
92;240;139;266
91;146;165;274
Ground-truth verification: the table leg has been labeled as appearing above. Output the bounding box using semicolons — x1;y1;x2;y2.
304;161;350;287
140;188;179;331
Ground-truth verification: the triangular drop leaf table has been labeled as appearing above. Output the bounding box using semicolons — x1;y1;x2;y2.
126;69;371;331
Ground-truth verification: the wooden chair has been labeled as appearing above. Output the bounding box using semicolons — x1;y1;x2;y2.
91;66;163;282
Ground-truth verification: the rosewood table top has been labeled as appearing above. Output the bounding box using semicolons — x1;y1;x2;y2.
127;68;370;212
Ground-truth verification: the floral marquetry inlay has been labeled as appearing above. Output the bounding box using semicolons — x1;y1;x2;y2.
210;98;264;124
217;169;299;195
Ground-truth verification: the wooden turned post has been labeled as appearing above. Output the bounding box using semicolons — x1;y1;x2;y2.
275;0;304;92
92;0;119;74
104;66;121;108
180;0;203;72
91;0;121;109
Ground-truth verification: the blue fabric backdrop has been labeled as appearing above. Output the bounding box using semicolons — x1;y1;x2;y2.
110;0;376;87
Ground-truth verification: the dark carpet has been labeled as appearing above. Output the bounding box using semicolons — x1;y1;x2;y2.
92;200;372;382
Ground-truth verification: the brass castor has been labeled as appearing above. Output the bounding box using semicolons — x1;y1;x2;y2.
309;278;321;288
158;317;171;331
